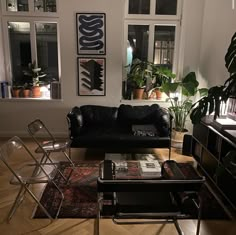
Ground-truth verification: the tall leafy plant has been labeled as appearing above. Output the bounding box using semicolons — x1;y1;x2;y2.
190;32;236;124
161;72;208;132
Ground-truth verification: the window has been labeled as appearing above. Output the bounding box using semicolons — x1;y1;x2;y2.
6;0;56;12
1;0;60;99
123;0;182;100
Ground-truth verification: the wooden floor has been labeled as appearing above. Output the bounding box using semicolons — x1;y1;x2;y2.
0;138;235;235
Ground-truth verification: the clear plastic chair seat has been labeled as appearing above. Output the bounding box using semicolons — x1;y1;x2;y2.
10;164;57;185
35;140;69;153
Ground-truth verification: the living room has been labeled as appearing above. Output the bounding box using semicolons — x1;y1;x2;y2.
0;0;236;234
0;0;234;137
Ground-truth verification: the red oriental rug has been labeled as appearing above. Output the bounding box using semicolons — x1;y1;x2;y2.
33;161;230;219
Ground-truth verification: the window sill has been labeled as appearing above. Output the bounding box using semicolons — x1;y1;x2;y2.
0;97;62;102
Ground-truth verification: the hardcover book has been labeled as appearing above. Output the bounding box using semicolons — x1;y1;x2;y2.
139;160;161;176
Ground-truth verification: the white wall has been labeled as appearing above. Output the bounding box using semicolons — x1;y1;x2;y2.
199;0;236;87
0;0;229;137
0;0;125;137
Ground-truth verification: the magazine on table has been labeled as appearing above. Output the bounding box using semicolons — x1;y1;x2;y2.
139;160;161;176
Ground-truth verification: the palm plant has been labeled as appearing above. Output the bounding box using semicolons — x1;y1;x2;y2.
190;32;236;124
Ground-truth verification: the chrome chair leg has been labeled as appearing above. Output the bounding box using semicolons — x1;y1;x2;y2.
196;197;203;235
7;185;26;222
174;219;184;235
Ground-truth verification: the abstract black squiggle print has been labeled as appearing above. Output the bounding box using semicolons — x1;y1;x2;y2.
79;15;104;51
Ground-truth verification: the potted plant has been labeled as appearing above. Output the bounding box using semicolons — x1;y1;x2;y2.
23;61;46;98
23;83;31;98
147;66;176;100
126;59;152;99
12;83;23;98
190;32;236;124
161;71;208;144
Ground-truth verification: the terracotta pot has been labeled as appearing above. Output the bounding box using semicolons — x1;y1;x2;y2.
12;89;21;98
23;89;30;98
133;88;144;99
32;86;41;98
155;89;162;100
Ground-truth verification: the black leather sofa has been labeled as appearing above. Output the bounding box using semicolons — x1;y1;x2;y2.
67;104;172;153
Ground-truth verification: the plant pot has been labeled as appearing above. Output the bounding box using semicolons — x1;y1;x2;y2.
133;88;144;99
12;89;21;98
171;128;188;149
32;86;41;98
23;89;30;98
155;89;162;100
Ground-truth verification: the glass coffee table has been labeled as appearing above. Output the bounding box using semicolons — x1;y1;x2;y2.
97;159;205;235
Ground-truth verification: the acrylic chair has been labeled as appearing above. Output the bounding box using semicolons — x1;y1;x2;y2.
27;119;74;183
0;136;64;222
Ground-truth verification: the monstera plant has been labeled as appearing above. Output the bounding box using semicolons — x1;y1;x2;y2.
190;32;236;124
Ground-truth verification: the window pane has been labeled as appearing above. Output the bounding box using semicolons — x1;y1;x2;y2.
156;0;177;15
153;26;175;69
36;23;59;83
34;0;56;12
7;0;29;12
128;25;149;62
128;0;150;14
8;22;31;86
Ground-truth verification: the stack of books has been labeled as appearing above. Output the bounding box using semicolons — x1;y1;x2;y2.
139;160;161;177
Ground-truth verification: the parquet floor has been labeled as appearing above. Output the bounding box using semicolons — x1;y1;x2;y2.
0;138;235;235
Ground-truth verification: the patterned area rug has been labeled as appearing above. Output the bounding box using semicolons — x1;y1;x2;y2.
33;161;229;219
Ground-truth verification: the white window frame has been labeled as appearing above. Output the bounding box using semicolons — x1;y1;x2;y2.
1;0;61;92
123;0;183;76
1;0;59;17
2;17;61;83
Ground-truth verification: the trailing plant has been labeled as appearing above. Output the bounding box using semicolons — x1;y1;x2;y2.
190;32;236;124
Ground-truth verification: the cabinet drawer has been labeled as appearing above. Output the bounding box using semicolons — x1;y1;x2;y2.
217;168;236;207
192;139;201;163
202;149;218;180
193;123;208;147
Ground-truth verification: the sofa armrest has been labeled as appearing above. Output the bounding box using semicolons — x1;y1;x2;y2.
67;106;83;139
155;107;173;137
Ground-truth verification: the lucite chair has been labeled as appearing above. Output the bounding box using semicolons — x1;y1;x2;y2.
27;119;74;183
0;136;64;222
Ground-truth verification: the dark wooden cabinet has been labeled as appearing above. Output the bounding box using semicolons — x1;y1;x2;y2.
192;122;236;216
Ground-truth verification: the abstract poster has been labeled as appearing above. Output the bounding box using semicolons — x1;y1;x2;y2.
76;13;106;55
77;57;106;96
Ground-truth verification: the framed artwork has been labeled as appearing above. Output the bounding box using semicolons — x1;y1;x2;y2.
77;57;106;96
76;13;106;55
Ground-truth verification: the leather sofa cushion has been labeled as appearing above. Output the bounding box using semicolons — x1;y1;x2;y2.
80;105;118;127
117;104;160;125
